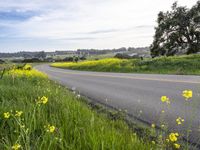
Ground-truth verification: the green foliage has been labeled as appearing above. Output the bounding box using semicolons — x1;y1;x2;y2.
0;69;155;149
51;55;200;75
151;1;200;57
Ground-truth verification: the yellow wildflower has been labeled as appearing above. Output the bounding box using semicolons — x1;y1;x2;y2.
46;125;56;133
151;124;156;128
15;111;23;117
161;96;168;102
161;96;170;104
174;143;180;149
37;96;48;105
182;90;193;100
176;117;184;125
161;110;165;113
169;132;179;142
41;96;48;104
12;143;21;150
3;112;10;119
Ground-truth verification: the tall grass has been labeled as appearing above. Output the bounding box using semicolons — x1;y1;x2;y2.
51;54;200;75
0;67;155;149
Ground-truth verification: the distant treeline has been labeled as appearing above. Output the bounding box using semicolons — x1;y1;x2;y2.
0;47;149;58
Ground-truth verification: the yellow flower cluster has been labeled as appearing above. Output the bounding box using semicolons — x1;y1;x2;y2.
174;143;181;149
8;68;47;78
51;58;129;69
176;117;184;125
3;112;11;119
45;124;56;133
182;90;193;100
3;110;23;119
169;132;179;142
15;111;23;117
37;96;48;105
12;143;21;150
161;96;170;104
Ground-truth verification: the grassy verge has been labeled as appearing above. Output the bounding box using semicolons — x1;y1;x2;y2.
0;66;156;149
51;54;200;75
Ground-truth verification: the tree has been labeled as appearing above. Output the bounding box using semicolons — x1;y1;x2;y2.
150;1;200;57
35;51;46;59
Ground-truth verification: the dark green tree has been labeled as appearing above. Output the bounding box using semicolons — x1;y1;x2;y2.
150;1;200;57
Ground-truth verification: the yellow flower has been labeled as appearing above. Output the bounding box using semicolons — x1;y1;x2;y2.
3;112;10;119
41;96;48;104
161;96;170;104
176;117;184;125
169;132;179;142
12;143;21;150
182;90;193;100
46;125;56;133
37;96;48;105
161;96;168;102
161;110;165;113
166;139;170;143
161;124;165;128
174;143;181;149
15;111;23;117
49;126;55;132
151;124;156;128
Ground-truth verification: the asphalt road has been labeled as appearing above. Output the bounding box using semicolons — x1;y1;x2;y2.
36;64;200;144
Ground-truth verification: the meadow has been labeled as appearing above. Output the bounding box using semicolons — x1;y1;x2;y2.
0;65;156;150
51;54;200;75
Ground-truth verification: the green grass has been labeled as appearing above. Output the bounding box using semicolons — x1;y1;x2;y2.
0;68;156;149
51;54;200;75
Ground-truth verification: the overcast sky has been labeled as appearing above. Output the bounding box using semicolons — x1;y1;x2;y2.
0;0;198;52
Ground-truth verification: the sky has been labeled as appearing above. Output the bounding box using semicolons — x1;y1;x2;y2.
0;0;198;52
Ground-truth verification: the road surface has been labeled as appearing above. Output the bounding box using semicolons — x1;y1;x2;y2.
36;64;200;145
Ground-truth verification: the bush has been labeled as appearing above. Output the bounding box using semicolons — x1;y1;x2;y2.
22;58;42;63
0;59;5;64
63;57;74;62
114;53;132;59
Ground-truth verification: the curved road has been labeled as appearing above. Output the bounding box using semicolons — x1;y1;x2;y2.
36;64;200;145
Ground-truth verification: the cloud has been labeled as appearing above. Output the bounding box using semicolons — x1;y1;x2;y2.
0;0;198;52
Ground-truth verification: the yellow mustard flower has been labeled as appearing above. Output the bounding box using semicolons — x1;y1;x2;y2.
161;96;168;102
161;96;170;104
15;111;23;117
166;139;170;143
174;143;180;149
12;143;21;150
41;96;48;104
151;124;156;128
169;132;179;142
3;112;11;119
37;96;48;105
182;90;193;100
176;117;184;125
46;125;56;133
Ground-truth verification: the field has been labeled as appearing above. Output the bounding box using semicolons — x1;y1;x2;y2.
51;54;200;75
0;65;156;150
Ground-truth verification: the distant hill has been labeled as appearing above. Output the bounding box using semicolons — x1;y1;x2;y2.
0;47;150;59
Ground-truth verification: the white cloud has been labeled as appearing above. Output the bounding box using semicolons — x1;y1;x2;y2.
0;0;198;51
